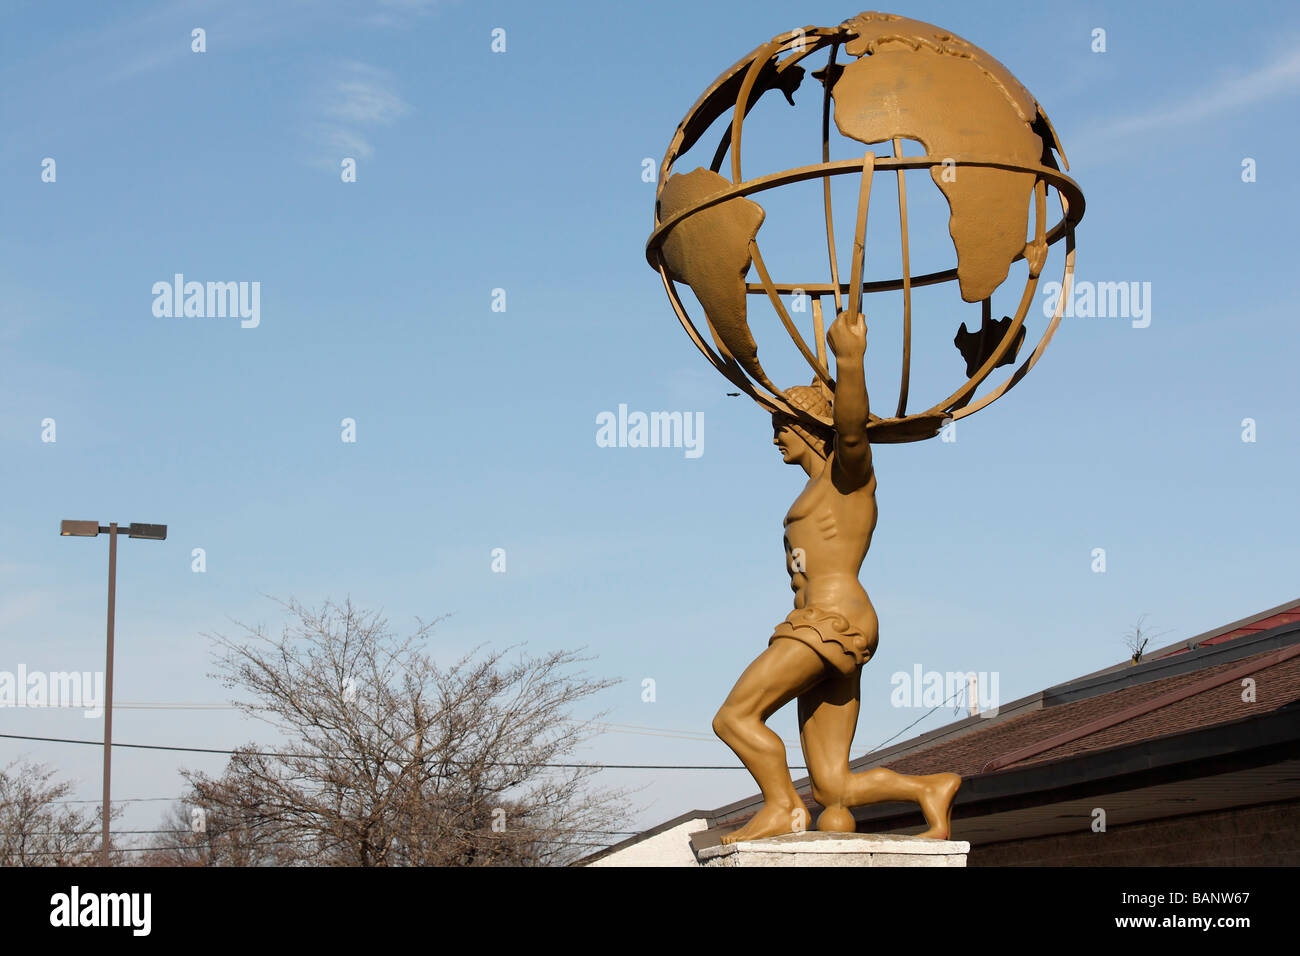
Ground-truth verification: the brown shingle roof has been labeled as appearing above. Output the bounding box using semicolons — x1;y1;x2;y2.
882;644;1300;777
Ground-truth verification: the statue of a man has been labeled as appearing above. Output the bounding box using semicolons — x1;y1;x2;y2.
712;310;962;844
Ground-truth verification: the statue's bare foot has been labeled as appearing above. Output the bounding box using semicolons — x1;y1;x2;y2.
720;802;810;844
917;772;961;839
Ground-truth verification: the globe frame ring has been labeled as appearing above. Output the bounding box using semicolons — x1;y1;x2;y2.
647;157;1082;441
645;155;1084;272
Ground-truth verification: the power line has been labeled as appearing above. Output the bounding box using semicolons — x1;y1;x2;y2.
13;707;767;746
51;796;177;805
7;703;799;748
24;828;639;838
5;687;972;774
859;685;968;757
10;831;622;857
0;732;800;770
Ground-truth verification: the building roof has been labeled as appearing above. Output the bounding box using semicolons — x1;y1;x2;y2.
886;642;1300;777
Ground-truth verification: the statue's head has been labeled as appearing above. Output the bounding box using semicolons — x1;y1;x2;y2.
772;385;833;464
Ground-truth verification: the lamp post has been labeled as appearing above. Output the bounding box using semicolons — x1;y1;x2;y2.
60;520;166;866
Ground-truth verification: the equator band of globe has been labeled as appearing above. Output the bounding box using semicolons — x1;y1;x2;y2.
647;159;1084;439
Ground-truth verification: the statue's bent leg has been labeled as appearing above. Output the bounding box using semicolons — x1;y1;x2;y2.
713;638;827;844
797;669;862;833
798;670;962;837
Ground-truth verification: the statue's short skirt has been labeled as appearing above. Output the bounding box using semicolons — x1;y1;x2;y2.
770;606;877;677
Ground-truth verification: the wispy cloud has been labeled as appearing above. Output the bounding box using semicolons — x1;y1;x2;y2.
317;126;376;161
364;0;446;28
0;0;309;164
327;61;410;125
309;61;409;167
76;0;291;85
1083;45;1300;145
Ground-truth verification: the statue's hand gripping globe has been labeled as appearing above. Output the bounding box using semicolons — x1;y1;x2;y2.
645;11;1085;442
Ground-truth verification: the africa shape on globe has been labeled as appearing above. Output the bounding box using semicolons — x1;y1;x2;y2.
645;11;1086;442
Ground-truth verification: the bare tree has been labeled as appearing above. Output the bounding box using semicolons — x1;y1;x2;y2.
1125;613;1170;665
172;598;629;866
135;799;302;867
0;759;117;866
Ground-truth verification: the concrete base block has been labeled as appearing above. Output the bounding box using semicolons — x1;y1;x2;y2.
695;831;969;867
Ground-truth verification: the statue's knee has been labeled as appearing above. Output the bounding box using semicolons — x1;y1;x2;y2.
811;774;847;808
711;707;736;741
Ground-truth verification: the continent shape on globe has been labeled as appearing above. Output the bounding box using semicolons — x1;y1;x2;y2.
658;168;774;393
833;12;1050;303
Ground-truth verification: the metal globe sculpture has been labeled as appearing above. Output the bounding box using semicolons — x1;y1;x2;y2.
646;11;1086;443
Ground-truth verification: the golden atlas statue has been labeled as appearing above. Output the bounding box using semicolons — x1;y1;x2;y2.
644;11;1085;843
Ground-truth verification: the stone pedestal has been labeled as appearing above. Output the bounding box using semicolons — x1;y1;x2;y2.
694;831;969;867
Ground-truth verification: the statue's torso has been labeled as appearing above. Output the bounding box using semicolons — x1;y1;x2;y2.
783;454;878;633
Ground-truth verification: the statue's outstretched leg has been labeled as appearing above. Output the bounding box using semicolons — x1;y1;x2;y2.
799;672;962;839
712;638;827;844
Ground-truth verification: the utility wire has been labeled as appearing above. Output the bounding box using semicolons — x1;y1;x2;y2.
0;732;801;770
11;837;617;857
22;827;639;837
858;685;968;757
5;688;971;774
19;707;763;746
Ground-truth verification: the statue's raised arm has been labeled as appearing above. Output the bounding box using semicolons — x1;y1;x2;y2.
826;311;872;489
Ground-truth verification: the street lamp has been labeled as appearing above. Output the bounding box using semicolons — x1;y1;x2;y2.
59;519;166;866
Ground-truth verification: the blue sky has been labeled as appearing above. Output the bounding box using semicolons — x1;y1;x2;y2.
2;0;1299;845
